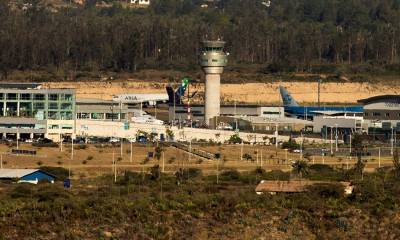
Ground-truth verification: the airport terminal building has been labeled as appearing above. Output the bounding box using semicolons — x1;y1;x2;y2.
0;83;76;141
358;95;400;131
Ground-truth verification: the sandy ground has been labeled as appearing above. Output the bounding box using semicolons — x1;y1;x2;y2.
44;80;400;105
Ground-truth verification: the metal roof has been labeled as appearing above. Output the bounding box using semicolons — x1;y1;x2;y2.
0;169;40;178
358;95;400;104
0;83;42;89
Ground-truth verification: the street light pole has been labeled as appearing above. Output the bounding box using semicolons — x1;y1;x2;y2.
130;140;133;163
330;126;333;155
335;124;338;152
391;126;394;156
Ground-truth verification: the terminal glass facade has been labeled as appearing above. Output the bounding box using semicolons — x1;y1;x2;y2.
0;90;75;120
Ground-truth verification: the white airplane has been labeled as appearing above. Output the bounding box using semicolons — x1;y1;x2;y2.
112;93;168;106
112;78;192;106
130;110;164;125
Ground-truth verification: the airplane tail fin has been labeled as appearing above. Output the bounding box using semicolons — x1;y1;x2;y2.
279;86;299;107
166;77;191;104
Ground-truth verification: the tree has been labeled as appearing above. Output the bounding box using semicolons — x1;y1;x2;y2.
228;134;242;144
291;160;309;179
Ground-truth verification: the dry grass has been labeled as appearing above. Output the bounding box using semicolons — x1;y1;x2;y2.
0;143;393;178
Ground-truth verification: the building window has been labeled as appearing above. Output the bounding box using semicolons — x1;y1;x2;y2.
7;93;17;100
48;124;59;129
60;111;73;120
106;113;119;120
0;93;4;100
33;102;45;110
61;103;72;110
91;113;104;119
364;113;369;117
48;94;58;101
33;94;45;100
48;111;59;120
77;113;90;119
386;113;390;117
49;102;58;110
61;94;73;101
20;93;31;100
373;112;381;117
61;124;73;129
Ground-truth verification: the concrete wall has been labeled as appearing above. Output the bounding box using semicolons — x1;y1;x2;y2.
76;119;290;143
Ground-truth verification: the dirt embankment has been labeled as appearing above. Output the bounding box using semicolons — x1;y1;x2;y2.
43;80;400;105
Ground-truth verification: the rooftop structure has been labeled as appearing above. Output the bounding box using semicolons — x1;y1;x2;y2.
255;180;353;195
0;169;55;184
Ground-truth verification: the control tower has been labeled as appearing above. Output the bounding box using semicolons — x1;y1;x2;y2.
199;40;228;126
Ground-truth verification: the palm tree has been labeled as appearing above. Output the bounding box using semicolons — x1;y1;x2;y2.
291;160;309;179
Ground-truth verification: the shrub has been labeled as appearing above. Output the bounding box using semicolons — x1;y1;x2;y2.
40;167;70;180
142;157;150;164
281;138;300;151
253;167;266;176
86;156;93;161
82;160;87;165
220;169;241;181
307;183;344;199
36;161;43;166
10;184;33;198
57;161;63;165
168;157;175;164
149;165;161;180
76;144;87;150
33;142;59;148
228;134;242;144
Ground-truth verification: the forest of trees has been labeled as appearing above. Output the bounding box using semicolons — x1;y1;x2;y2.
0;0;400;79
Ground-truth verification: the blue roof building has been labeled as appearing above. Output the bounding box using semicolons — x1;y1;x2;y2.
0;169;55;184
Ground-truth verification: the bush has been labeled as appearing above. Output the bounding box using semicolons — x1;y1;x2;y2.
307;183;344;199
228;134;242;144
33;142;59;148
10;184;34;198
36;161;43;166
87;156;94;161
168;157;175;164
39;166;70;180
281;138;300;151
76;144;87;150
220;169;241;181
82;160;87;165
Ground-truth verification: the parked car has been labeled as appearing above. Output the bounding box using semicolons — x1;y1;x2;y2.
109;138;120;143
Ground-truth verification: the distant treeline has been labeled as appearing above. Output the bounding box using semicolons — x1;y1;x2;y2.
0;0;400;78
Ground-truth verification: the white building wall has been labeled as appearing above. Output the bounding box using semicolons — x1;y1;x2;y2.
75;119;290;143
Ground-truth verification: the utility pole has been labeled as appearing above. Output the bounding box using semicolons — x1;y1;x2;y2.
130;140;133;163
70;137;74;179
378;147;381;168
60;133;63;152
162;151;165;173
16;126;19;150
335;124;338;152
330;126;333;155
349;133;352;155
240;140;243;161
113;146;116;183
391;126;394;156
